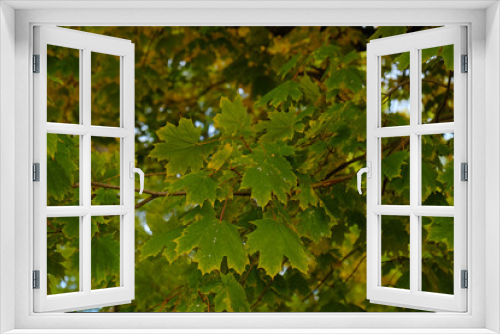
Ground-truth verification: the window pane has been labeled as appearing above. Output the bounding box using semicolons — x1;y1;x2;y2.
381;137;410;205
47;134;80;206
91;137;120;205
422;216;454;294
91;52;121;127
421;133;454;206
91;215;120;290
381;52;410;127
381;215;410;290
421;45;454;124
47;217;80;295
47;45;80;124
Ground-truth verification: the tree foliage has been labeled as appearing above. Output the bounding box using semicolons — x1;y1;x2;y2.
46;26;454;312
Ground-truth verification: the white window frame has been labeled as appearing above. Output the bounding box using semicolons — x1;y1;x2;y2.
33;26;136;313
1;1;499;333
365;26;467;312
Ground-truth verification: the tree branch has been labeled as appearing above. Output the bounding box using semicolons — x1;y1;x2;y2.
301;246;362;302
77;173;355;204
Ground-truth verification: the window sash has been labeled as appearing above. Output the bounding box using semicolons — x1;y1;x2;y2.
366;26;467;312
33;26;136;313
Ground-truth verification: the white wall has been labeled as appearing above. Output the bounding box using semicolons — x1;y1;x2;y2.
486;2;500;333
0;2;16;333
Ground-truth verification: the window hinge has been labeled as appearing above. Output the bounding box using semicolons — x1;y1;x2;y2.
33;54;40;73
461;54;468;73
461;162;468;181
33;270;40;289
33;163;40;182
461;270;468;289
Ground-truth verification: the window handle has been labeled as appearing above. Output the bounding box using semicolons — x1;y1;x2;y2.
357;162;371;195
129;162;145;195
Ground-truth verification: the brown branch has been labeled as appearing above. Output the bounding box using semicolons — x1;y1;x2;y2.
344;255;366;284
77;173;355;200
135;195;160;209
145;285;184;312
250;278;273;310
324;155;366;180
432;70;453;123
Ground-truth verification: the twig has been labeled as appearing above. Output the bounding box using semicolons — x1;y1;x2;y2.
77;173;354;200
250;279;273;309
344;255;366;284
135;195;160;209
301;246;362;301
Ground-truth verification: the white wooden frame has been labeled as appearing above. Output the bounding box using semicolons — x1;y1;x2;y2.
1;1;499;333
33;26;135;312
366;26;467;312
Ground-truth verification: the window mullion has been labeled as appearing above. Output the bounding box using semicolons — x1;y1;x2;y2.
82;47;92;294
409;47;420;294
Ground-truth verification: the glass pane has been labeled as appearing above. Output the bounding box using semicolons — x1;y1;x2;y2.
47;45;80;124
381;52;410;127
91;137;120;205
381;137;410;205
91;215;120;290
421;45;454;124
381;215;410;290
421;133;454;206
91;52;121;127
47;134;80;206
422;216;454;294
47;217;80;295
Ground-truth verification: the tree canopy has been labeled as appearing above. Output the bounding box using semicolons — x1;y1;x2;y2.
45;26;454;312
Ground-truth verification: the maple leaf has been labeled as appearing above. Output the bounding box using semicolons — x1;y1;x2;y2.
254;111;304;142
202;274;250;312
208;143;233;170
294;182;319;211
246;218;309;276
296;207;332;243
175;216;248;274
300;75;321;102
214;96;252;138
170;172;217;206
150;118;215;175
258;81;303;107
91;235;120;283
141;227;183;262
382;151;410;180
240;149;297;207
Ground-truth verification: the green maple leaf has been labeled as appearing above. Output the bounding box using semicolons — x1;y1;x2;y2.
91;235;120;283
313;44;340;64
214;96;251;138
202;274;250;312
278;54;300;78
300;75;321;102
208;143;233;170
254;111;304;142
175;216;248;274
382;151;410;180
246;218;309;276
437;161;454;187
296;207;331;243
171;172;217;206
93;188;119;205
426;217;454;248
240;149;297;207
294;181;319;210
258;81;302;107
150;118;215;175
47;135;79;201
141;227;183;262
442;45;454;71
